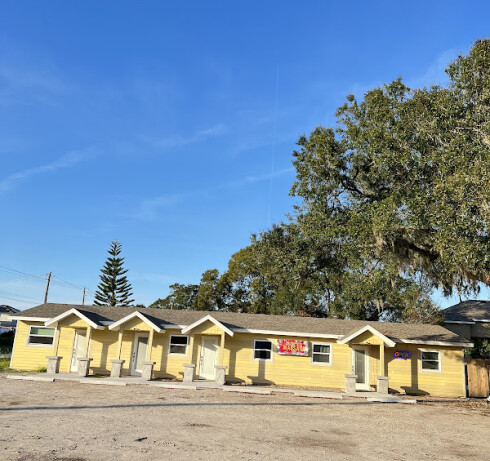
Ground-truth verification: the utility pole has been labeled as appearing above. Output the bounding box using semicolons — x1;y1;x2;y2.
44;272;51;304
82;287;86;305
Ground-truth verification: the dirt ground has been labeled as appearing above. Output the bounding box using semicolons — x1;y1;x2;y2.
0;376;488;461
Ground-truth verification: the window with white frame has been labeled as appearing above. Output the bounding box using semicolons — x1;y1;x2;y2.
169;335;188;355
420;351;440;371
254;340;272;360
312;343;331;364
27;326;55;346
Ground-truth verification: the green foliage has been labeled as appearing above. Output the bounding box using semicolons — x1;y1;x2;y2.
467;338;490;358
150;39;489;323
150;283;199;309
291;39;490;297
94;241;135;306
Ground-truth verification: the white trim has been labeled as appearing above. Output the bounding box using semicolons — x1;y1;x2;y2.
168;334;189;356
445;320;475;325
419;349;442;373
311;342;332;366
9;316;50;322
399;339;473;348
253;338;273;362
473;318;490;323
232;328;342;339
338;325;396;348
26;325;56;347
181;315;234;337
108;311;163;333
44;308;103;330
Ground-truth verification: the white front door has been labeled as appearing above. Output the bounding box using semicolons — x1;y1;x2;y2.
70;330;87;373
199;337;219;380
352;346;370;390
130;333;149;376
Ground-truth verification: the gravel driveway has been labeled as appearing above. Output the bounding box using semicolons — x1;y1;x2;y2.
0;376;488;460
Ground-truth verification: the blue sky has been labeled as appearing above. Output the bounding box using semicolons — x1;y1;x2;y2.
1;1;489;310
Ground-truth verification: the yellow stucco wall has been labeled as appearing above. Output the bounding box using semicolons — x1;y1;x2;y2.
10;321;466;397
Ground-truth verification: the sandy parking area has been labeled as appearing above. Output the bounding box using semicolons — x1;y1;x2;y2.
0;376;488;460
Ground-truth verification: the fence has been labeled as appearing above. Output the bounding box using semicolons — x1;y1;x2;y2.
466;358;490;398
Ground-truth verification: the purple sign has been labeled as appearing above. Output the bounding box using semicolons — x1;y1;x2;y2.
394;350;411;359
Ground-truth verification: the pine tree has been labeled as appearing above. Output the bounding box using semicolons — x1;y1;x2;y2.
94;241;135;306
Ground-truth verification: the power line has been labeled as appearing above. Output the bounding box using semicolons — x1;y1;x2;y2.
0;266;47;281
0;290;42;302
0;295;40;304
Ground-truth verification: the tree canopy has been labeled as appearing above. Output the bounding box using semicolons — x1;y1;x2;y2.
150;39;489;323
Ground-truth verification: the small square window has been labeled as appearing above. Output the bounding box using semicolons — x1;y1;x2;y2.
312;344;331;364
254;340;272;361
421;351;440;371
27;326;55;346
169;335;189;355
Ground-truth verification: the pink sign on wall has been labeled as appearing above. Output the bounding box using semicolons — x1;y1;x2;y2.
277;339;309;356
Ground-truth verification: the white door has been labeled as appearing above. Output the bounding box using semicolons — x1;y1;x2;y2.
70;330;87;372
199;337;219;380
130;333;149;376
352;346;370;390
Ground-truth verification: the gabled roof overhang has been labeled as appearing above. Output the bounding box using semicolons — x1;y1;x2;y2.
181;314;234;337
45;308;104;330
338;324;396;348
108;311;164;333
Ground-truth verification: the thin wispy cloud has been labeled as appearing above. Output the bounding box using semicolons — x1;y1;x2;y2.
142;123;227;151
127;167;295;221
0;147;99;194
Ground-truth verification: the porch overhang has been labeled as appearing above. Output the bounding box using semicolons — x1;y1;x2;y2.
181;314;234;337
108;311;164;333
337;325;396;348
44;308;104;330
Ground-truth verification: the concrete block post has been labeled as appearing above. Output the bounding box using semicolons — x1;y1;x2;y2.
46;356;62;374
344;374;358;393
77;358;93;377
142;361;156;381
215;365;228;385
183;364;196;382
110;359;125;378
376;376;390;394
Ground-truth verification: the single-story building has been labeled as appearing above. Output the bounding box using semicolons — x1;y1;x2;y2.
443;300;490;341
9;303;472;397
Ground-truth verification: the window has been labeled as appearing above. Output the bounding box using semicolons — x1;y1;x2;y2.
254;340;272;361
312;343;331;365
421;351;440;371
169;335;188;355
27;326;55;346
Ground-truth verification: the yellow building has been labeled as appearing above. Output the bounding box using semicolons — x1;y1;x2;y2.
10;303;472;397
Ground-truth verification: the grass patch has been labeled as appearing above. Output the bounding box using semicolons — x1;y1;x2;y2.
0;357;14;372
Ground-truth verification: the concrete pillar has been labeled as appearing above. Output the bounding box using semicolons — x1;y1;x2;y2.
183;364;196;382
116;330;123;360
46;356;62;374
344;374;358;393
141;361;156;381
78;358;93;377
376;376;390;394
215;365;227;385
110;359;125;378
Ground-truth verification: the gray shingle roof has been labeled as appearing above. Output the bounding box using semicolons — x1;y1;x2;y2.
443;300;490;322
14;303;471;345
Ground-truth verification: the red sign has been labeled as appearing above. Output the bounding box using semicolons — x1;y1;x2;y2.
277;339;309;356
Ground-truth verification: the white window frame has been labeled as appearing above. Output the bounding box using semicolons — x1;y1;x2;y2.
311;342;332;366
26;325;56;347
253;339;273;362
419;349;441;373
168;334;189;356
